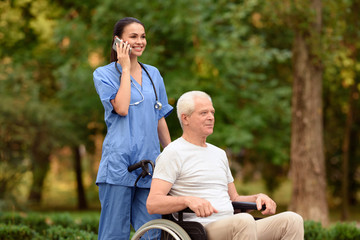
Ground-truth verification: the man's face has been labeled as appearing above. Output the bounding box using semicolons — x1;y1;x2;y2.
185;97;215;137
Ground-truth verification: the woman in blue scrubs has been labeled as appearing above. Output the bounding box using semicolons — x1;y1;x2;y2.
93;17;173;240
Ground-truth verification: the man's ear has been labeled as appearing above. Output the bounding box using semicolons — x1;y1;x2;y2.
181;113;189;126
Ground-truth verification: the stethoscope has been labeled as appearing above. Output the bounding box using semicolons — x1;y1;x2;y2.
114;61;162;110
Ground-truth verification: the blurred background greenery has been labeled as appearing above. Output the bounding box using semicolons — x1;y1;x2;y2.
0;0;359;227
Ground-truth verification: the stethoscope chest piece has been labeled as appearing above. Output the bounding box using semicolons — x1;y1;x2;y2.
154;101;162;110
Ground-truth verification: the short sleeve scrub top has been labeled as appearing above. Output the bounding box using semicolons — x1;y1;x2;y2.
93;62;173;188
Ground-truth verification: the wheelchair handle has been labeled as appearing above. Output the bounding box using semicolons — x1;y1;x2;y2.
128;160;155;187
128;160;154;172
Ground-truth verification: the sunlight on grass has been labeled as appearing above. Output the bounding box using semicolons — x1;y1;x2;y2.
12;156;100;210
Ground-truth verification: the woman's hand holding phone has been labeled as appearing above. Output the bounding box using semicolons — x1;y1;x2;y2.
113;36;132;56
113;36;131;70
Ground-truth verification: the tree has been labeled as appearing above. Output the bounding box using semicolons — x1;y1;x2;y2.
52;1;103;209
0;0;100;208
263;0;330;224
338;0;360;220
289;0;328;224
322;0;360;220
0;0;60;205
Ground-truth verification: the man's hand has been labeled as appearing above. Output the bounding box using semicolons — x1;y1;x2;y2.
185;196;218;217
255;193;276;215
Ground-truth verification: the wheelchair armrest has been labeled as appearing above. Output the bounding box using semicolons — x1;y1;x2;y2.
178;202;266;213
176;207;193;222
232;201;266;213
175;202;265;220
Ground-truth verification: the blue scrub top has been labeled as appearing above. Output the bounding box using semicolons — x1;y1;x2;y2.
93;62;173;188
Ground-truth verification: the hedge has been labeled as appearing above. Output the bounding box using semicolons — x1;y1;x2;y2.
0;224;38;240
304;220;360;240
0;212;99;240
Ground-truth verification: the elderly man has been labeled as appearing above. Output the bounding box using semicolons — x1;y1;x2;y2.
147;91;304;240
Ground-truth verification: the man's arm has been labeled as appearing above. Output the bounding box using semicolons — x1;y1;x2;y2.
147;178;218;217
227;182;277;215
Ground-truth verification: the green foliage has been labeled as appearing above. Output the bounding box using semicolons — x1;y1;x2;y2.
50;213;74;229
0;212;24;226
76;216;99;234
327;222;360;240
93;0;294;170
0;211;99;239
0;162;28;209
21;214;48;234
304;220;327;240
321;0;360;206
44;225;97;240
68;0;295;195
304;220;360;240
0;0;105;205
0;223;37;240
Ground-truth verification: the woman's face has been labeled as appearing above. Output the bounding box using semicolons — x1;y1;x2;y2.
121;22;146;57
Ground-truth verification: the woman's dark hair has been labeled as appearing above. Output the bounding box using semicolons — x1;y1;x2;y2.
110;17;145;62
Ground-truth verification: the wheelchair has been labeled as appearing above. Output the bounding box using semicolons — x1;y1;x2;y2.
131;201;264;240
129;160;265;240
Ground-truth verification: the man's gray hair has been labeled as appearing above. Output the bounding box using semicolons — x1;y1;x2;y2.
176;91;212;128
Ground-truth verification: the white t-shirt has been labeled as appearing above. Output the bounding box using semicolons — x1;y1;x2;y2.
153;137;234;225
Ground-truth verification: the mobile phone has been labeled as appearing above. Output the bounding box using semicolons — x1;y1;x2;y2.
112;36;131;56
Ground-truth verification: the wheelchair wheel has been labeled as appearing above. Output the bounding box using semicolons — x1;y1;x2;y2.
131;219;191;240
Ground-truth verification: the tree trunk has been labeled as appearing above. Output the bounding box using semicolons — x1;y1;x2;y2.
341;79;359;220
341;87;353;221
73;145;88;210
289;0;329;225
341;0;360;218
349;102;359;205
28;131;51;204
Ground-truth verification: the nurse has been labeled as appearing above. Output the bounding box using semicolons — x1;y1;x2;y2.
93;17;173;240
